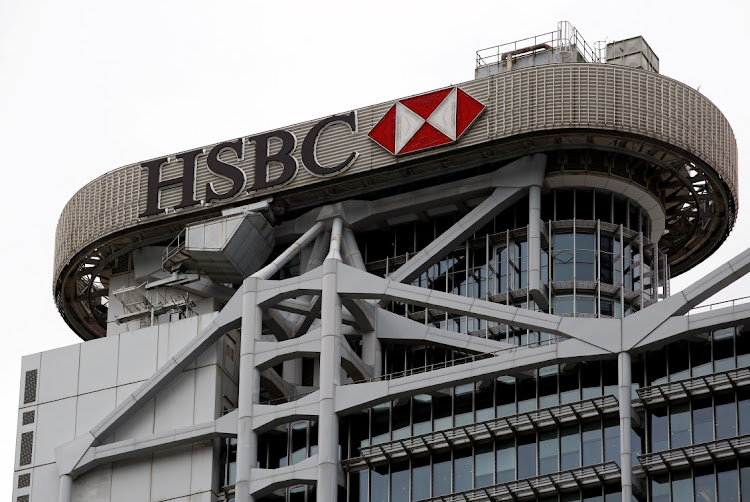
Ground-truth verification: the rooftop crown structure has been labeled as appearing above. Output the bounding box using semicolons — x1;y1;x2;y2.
15;21;748;502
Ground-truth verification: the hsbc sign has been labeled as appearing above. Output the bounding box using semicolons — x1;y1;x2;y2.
140;86;485;218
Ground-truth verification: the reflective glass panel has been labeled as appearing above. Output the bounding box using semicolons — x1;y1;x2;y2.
517;435;536;479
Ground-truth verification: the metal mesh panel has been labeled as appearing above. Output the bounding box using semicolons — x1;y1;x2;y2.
17;473;30;488
53;64;738;289
17;496;28;502
21;411;34;425
23;370;37;404
19;432;32;466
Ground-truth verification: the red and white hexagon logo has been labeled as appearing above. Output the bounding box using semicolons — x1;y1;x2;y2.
368;86;485;155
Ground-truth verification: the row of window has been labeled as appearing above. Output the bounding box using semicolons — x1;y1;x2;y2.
647;391;750;453
358;188;651;263
644;327;750;386
347;361;621;453
349;420;621;502
650;459;750;502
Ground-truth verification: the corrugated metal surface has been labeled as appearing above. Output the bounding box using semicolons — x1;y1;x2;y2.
54;63;738;287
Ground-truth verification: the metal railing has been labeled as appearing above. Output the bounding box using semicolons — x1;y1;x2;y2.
350;335;562;385
688;295;750;316
259;389;317;406
476;21;601;70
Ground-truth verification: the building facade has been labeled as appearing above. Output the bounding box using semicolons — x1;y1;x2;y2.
13;22;746;502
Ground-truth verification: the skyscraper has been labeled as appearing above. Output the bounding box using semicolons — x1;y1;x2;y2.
15;22;744;502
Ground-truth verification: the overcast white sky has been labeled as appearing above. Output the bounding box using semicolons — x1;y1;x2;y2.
0;0;748;496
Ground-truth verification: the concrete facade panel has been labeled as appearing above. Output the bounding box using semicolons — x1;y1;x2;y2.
39;343;80;404
118;327;158;386
150;446;193;502
71;464;112;502
78;335;119;395
110;458;152;502
35;397;76;465
75;388;117;438
154;371;196;433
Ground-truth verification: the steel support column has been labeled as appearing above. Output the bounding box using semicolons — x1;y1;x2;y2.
317;218;344;499
235;277;262;502
619;351;633;500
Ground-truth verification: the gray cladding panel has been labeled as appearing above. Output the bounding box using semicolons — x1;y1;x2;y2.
55;64;738;289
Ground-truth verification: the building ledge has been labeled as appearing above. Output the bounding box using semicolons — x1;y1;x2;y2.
416;461;620;501
635;433;750;476
343;395;618;470
636;365;750;407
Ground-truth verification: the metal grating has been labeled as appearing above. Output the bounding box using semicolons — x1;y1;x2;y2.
636;366;750;406
17;496;28;502
19;432;33;466
417;461;620;502
21;411;34;426
343;395;619;470
17;473;30;488
635;433;750;476
23;370;37;404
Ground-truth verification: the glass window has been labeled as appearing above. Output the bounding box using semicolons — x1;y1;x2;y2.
595;191;611;222
291;422;308;464
582;421;602;465
371;403;390;445
576;294;595;315
475;443;494;488
613;196;627;226
694;466;716;502
351;469;367;502
737;325;750;367
693;398;714;444
475;380;494;422
411;457;430;501
561;425;581;470
433;390;452;431
432;452;451;497
669;341;690;382
496;376;516;417
496;439;516;483
553;232;574;282
646;346;668;385
412;394;432;436
739;390;750;436
718;462;739;502
576;233;595;282
714;328;736;372
581;362;601;399
539;365;559;408
392;399;410;440
672;470;693;501
604;418;619;464
557;190;574;220
650;407;669;452
453;448;473;492
454;384;473;427
517;435;536;479
691;335;713;377
716;393;737;440
670;403;691;448
391;462;409;502
555;294;575;315
517;376;536;413
370;465;388;502
651;475;669;502
576;189;593;220
740;458;750;502
539;430;558;474
560;364;580;404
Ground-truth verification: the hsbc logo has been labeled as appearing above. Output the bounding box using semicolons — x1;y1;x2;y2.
140;86;486;218
368;86;485;155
